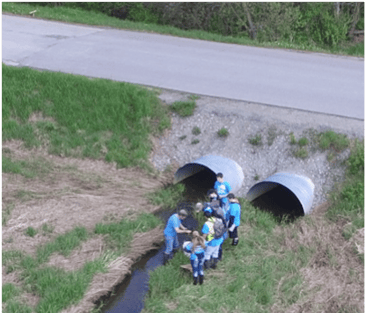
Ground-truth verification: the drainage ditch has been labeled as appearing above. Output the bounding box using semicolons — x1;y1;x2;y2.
100;159;315;312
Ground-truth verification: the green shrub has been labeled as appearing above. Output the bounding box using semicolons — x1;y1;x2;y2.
192;126;201;135
25;227;37;237
249;133;262;145
347;140;364;175
217;127;229;138
191;139;200;145
297;137;309;147
170;100;196;117
319;131;349;151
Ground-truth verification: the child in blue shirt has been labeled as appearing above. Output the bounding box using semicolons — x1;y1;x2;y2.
214;173;232;211
183;231;206;285
201;208;224;269
228;193;241;246
163;209;192;264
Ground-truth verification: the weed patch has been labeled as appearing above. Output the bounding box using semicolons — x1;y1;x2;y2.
217;127;229;138
249;133;262;146
169;100;196;117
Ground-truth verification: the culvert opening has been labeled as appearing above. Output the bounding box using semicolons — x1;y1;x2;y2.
179;166;217;201
251;184;304;219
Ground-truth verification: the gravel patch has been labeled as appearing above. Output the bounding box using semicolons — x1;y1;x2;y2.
151;89;364;211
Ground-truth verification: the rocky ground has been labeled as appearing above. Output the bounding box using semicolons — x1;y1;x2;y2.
151;89;364;210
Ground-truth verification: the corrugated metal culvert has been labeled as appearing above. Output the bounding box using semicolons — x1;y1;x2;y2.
246;172;315;217
174;155;244;194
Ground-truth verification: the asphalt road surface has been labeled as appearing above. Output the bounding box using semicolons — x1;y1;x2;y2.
2;14;364;120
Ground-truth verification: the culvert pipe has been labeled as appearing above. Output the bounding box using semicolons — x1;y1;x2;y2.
246;172;315;216
174;155;244;194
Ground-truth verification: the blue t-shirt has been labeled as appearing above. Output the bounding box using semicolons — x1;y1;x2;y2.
184;242;205;261
164;213;182;237
201;222;224;246
214;181;231;204
229;202;241;227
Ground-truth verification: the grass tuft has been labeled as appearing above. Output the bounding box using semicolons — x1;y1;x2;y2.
170;100;196;117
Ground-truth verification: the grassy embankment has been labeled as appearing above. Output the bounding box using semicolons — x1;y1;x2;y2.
2;2;364;57
2;65;177;313
143;138;364;313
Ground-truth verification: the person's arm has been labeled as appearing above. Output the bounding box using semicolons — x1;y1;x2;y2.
175;226;191;234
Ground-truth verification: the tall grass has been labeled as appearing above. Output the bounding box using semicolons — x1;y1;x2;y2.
2;65;170;168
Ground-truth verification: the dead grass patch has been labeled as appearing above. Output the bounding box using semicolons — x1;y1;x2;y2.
272;213;364;313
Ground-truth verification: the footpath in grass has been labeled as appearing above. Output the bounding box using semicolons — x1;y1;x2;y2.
2;2;364;57
142;141;364;313
2;65;170;169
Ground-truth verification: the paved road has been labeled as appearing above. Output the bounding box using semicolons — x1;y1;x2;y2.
2;14;364;120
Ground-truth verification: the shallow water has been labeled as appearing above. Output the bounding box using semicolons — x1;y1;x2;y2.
101;205;199;313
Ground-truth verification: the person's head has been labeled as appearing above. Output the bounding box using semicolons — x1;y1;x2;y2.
203;207;213;219
195;202;203;212
191;230;206;250
207;188;218;200
178;209;188;220
216;172;224;183
228;193;239;203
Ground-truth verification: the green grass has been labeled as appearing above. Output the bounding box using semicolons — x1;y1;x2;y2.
170;100;196;117
25;226;38;238
2;2;363;57
318;130;350;152
2;154;53;178
146;184;186;211
95;213;163;253
36;227;88;264
3;65;170;169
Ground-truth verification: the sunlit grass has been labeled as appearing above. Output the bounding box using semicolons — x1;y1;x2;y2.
3;65;170;168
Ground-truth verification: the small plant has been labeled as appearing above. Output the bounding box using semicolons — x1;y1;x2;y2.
297;137;309;147
254;174;260;181
319;131;349;152
249;133;262;146
170;100;196;117
289;132;297;145
41;223;54;235
217;127;229;138
189;94;200;101
267;126;277;146
293;147;308;159
25;226;38;237
179;135;187;140
191;139;200;145
192;126;201;135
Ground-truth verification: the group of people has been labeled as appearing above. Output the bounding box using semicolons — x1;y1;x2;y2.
163;172;242;285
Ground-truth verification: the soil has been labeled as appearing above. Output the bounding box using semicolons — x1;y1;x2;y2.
2;89;364;312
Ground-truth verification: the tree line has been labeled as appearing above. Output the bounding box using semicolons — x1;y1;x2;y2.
38;2;364;47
